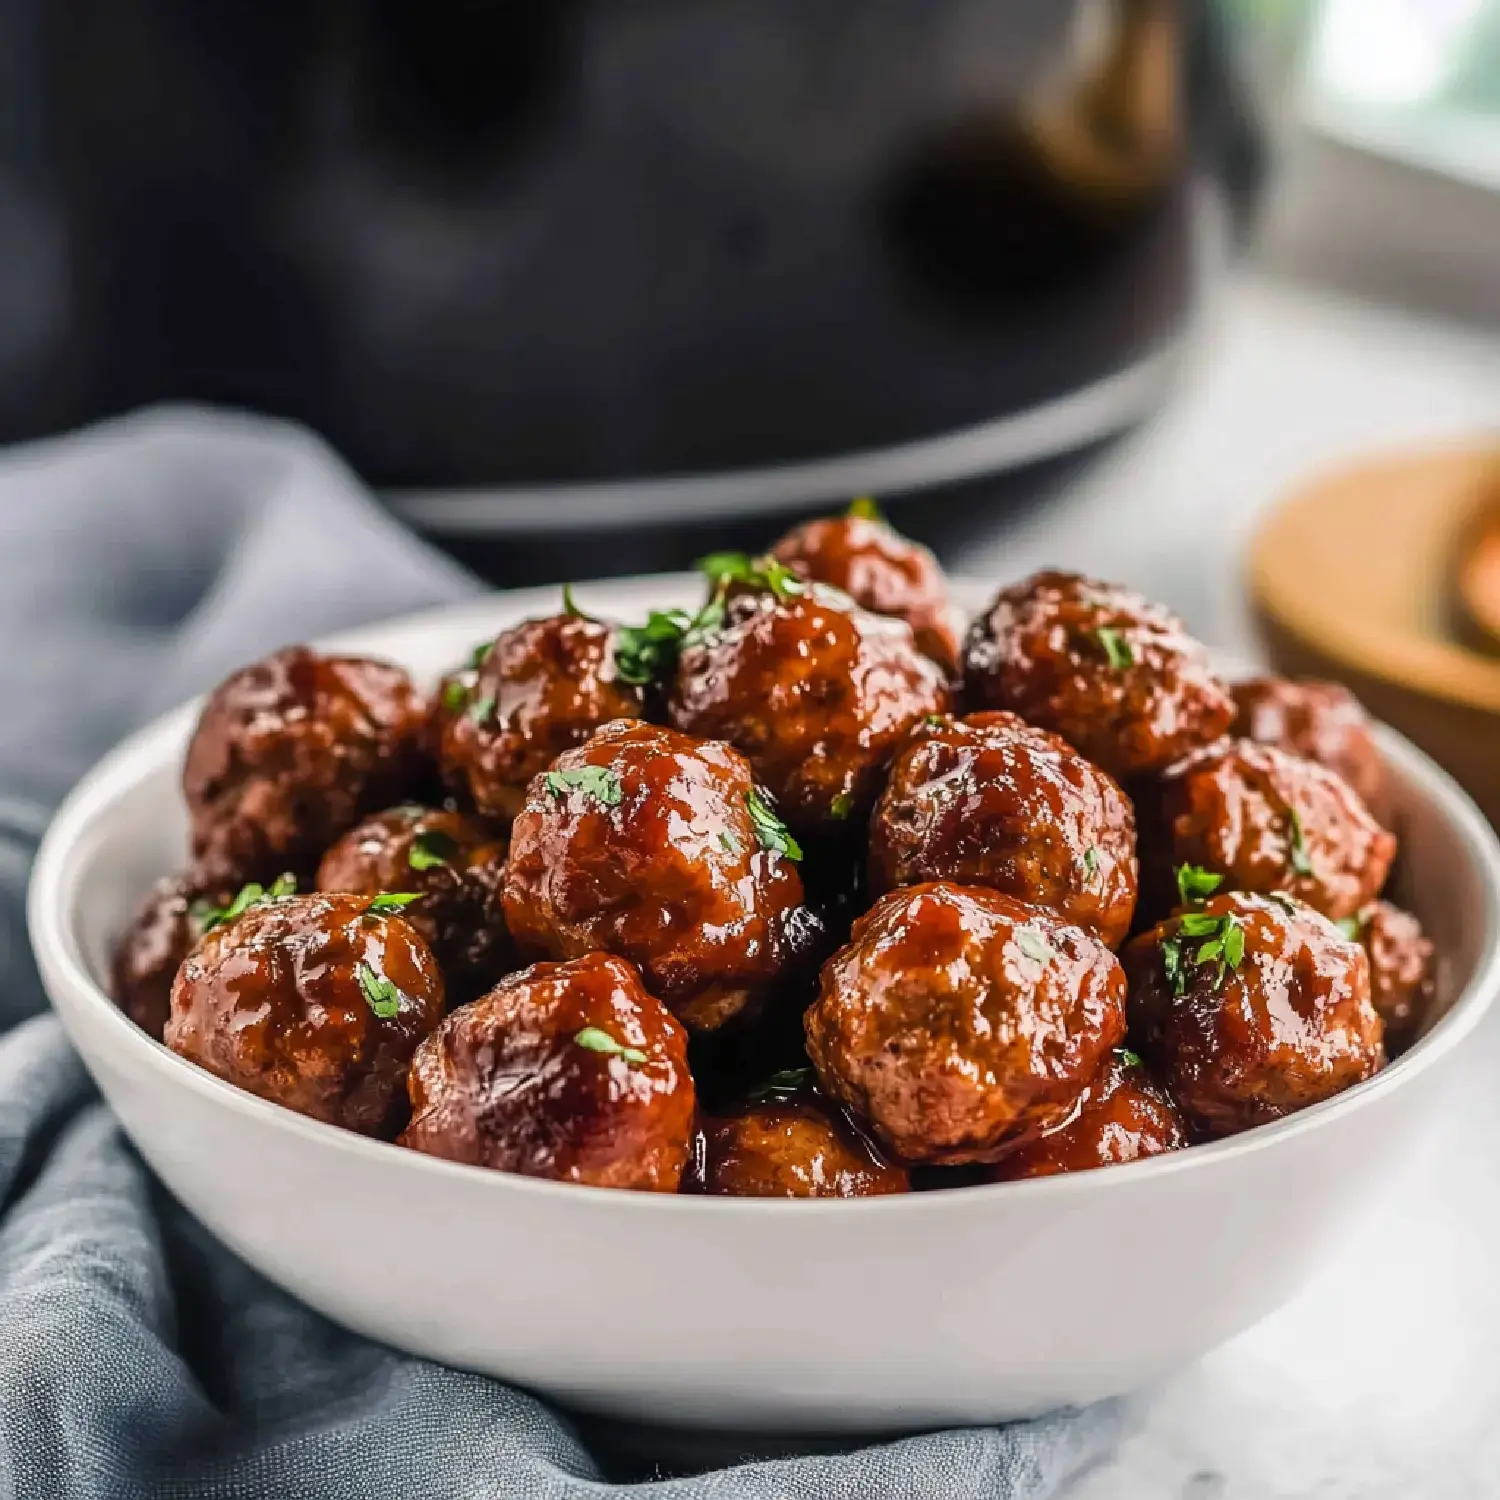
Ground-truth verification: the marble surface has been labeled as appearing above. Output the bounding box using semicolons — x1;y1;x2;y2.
951;274;1500;1498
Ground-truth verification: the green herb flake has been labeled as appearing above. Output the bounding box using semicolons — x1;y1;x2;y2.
1287;807;1314;877
467;693;497;726
718;829;742;857
441;677;470;714
613;595;726;688
1166;911;1247;994
543;766;624;807
1161;936;1185;996
749;1067;813;1103
574;1027;648;1065
1117;1048;1144;1069
366;892;421;912
830;791;854;821
1269;891;1301;914
468;640;493;671
1337;914;1364;941
1084;846;1100;878
356;962;403;1020
1093;625;1135;670
846;495;885;523
923;713;948;730
195;874;297;934
695;551;805;601
745;788;803;861
408;828;461;872
561;583;591;619
1175;863;1223;907
1016;928;1054;965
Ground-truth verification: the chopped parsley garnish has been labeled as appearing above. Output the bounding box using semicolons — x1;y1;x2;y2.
745;788;803;861
1175;863;1223;907
830;791;854;821
1016;928;1054;965
1084;846;1100;878
543;766;623;807
923;713;948;729
718;829;742;857
846;495;885;523
574;1027;647;1065
1162;910;1246;995
561;583;591;619
466;693;497;726
441;677;470;713
408;828;461;872
1337;914;1364;941
695;551;805;601
193;873;296;934
1287;807;1314;877
1117;1048;1144;1069
614;597;726;688
468;640;493;670
1269;891;1301;914
1093;625;1134;670
366;892;421;912
749;1067;813;1103
356;962;403;1020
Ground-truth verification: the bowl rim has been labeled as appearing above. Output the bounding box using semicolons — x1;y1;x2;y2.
27;577;1500;1221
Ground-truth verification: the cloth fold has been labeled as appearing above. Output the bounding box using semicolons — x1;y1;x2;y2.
0;407;1124;1498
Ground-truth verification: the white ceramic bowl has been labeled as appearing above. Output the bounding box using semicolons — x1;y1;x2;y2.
27;575;1500;1435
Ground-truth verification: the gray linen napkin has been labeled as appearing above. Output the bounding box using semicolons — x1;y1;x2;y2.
0;406;1125;1498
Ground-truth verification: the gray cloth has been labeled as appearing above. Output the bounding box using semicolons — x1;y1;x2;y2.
0;407;1126;1498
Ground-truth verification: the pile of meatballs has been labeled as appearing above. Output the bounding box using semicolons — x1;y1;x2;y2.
110;503;1435;1197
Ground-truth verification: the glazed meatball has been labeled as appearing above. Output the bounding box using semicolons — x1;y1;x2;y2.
183;647;429;886
1347;900;1435;1054
438;613;646;822
805;883;1126;1165
317;806;512;1003
109;874;229;1039
1232;676;1388;824
166;891;446;1137
963;570;1234;781
987;1048;1188;1180
400;952;694;1192
769;509;964;676
1149;739;1396;921
1125;891;1384;1138
693;1095;910;1198
669;583;951;834
869;711;1138;948
503;720;822;1032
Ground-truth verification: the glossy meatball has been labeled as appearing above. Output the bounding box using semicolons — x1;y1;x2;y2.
503;720;822;1032
1150;739;1396;921
805;883;1126;1164
438;614;646;823
1233;676;1388;824
869;711;1138;948
317;806;512;1003
769;511;964;676
166;891;446;1136
669;584;951;834
987;1048;1188;1180
400;953;694;1192
1348;900;1435;1054
109;874;227;1039
963;570;1234;780
692;1096;910;1198
183;647;429;887
1125;891;1384;1138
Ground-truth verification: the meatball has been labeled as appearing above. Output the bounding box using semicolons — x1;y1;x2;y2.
1347;900;1435;1054
503;720;822;1032
1149;739;1396;921
109;874;229;1039
317;806;512;1003
769;509;964;676
1232;676;1388;825
183;647;429;886
805;883;1126;1164
987;1048;1188;1181
1125;891;1384;1138
963;570;1234;780
869;711;1138;948
400;953;694;1192
166;891;446;1137
692;1095;910;1198
669;583;951;835
437;613;646;823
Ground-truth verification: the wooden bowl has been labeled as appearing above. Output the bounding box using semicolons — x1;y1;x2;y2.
1249;442;1500;826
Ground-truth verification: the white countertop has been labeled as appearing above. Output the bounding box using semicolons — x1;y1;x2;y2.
954;274;1500;1499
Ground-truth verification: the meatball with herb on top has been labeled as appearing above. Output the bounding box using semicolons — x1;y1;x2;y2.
400;952;694;1192
110;873;233;1039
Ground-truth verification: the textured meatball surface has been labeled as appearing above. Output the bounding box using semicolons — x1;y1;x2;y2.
805;882;1126;1164
1151;738;1396;921
184;647;429;886
770;512;964;676
670;585;950;834
1232;676;1387;824
869;711;1137;947
1125;891;1384;1138
317;805;512;1003
1349;900;1434;1054
963;570;1234;780
109;874;227;1040
166;891;446;1136
693;1095;910;1198
987;1048;1188;1180
503;720;821;1032
438;614;646;823
400;953;694;1192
